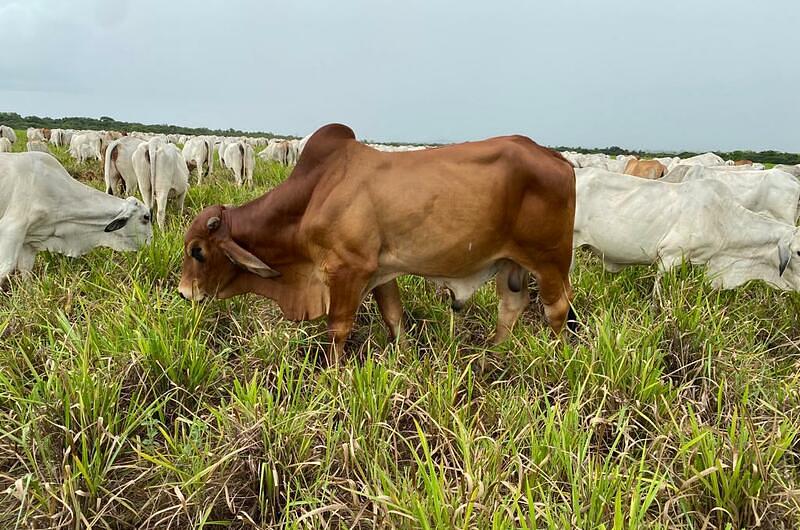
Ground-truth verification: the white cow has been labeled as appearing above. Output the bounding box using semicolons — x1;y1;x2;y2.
0;125;17;144
105;136;145;196
0;152;152;284
69;132;103;162
574;168;800;291
0;138;11;153
49;129;65;147
132;141;189;229
259;139;295;165
774;164;800;177
223;141;254;186
182;136;215;185
217;139;231;167
660;166;800;224
26;141;49;153
26;128;46;143
676;152;725;167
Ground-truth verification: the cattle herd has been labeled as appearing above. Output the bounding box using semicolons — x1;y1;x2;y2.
1;122;800;361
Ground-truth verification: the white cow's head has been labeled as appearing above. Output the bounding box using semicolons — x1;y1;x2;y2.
103;196;153;250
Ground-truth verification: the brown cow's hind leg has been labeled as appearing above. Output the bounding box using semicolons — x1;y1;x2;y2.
492;261;529;344
535;264;572;334
373;279;404;343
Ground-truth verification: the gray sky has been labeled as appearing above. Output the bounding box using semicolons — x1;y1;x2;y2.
1;0;798;151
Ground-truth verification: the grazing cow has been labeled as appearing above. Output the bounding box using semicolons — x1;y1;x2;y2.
774;164;800;177
49;129;65;147
105;136;145;196
69;133;103;162
132;140;188;229
259;139;294;165
659;167;800;224
0;138;11;153
178;123;577;361
26;141;49;153
0;125;17;144
624;159;667;179
26;128;46;143
217;140;231;167
574;168;800;290
182;136;215;185
0;152;152;284
678;152;725;166
223;141;254;186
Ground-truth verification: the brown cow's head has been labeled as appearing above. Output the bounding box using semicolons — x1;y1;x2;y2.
178;205;279;301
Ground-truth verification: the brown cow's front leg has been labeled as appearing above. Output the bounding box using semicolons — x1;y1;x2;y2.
373;279;405;345
326;269;371;365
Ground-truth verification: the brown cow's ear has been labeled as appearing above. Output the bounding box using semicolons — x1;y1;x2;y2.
219;239;280;278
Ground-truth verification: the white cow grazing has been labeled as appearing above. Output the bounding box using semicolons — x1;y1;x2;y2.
0;125;17;144
653;157;680;170
105;136;145;196
223;141;255;186
132;141;188;229
69;132;103;162
660;166;800;224
260;139;294;165
574;168;800;291
217;140;231;167
181;136;215;185
0;152;152;284
676;152;725;167
26;128;45;143
0;138;11;153
26;141;49;153
774;164;800;177
49;129;65;147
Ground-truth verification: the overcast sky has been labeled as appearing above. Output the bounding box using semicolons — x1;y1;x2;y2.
1;0;797;151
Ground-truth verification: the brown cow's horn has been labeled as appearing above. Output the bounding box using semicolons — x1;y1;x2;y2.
207;217;221;231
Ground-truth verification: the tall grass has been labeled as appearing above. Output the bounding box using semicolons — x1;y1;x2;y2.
1;132;799;528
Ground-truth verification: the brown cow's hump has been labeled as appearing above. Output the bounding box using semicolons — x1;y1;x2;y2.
293;124;356;174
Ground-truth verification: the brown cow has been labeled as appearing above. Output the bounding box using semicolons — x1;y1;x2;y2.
178;124;576;362
624;159;667;179
734;159;753;166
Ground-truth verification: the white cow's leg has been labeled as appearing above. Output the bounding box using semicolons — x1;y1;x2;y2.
155;192;169;231
197;161;204;186
176;190;186;218
0;224;26;285
17;245;36;278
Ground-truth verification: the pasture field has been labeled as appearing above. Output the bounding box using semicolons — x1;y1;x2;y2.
1;132;800;529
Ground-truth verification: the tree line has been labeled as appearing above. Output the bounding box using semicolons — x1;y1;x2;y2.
0;112;284;139
3;112;797;165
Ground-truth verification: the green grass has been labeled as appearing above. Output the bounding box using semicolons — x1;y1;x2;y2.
1;132;800;529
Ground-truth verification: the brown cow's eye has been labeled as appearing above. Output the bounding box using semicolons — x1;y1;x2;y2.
191;246;205;263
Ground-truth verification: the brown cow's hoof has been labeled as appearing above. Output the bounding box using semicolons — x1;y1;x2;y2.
566;306;579;333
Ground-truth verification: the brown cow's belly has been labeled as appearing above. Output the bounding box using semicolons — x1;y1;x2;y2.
368;260;501;304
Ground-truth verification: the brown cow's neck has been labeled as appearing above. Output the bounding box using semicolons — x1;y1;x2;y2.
226;170;321;261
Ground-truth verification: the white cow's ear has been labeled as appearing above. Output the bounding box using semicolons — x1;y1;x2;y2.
105;212;130;232
778;241;792;276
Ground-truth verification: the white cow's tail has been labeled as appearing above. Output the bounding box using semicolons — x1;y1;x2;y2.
104;140;118;194
239;143;246;184
206;138;214;172
148;141;159;208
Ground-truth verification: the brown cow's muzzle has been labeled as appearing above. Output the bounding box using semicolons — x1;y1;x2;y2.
178;278;207;302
